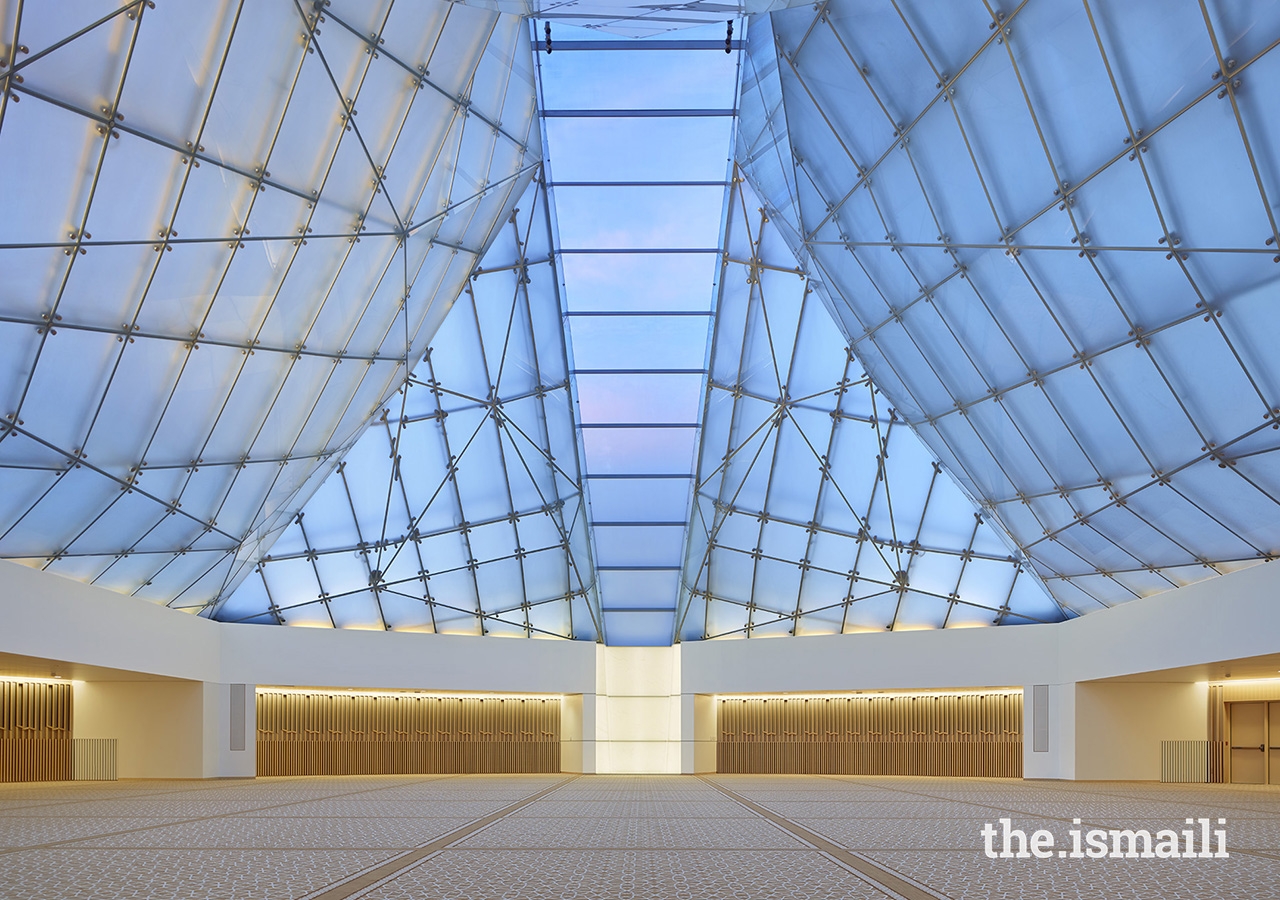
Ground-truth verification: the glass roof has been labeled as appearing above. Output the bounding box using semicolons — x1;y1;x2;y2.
677;171;1063;639
737;0;1280;615
0;0;539;609
220;176;600;637
4;0;1278;642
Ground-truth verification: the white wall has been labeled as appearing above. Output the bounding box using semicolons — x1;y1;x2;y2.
9;557;1280;780
1074;682;1208;781
72;680;256;778
74;681;206;779
1057;562;1280;683
0;561;221;682
561;693;592;773
680;626;1058;695
221;624;597;695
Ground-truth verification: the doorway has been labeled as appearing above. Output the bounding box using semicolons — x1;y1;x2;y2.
1228;701;1280;784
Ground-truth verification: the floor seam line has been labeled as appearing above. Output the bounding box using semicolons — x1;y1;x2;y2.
0;773;469;855
697;776;952;900
295;775;582;900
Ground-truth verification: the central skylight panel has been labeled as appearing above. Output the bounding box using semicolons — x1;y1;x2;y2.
535;23;741;644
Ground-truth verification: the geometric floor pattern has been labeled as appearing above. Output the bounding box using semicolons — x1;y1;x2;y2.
3;775;1278;899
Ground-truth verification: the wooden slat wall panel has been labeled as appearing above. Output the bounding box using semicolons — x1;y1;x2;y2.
72;738;118;781
0;681;73;739
1161;740;1227;783
256;691;561;776
0;740;73;782
718;693;1023;778
0;680;75;782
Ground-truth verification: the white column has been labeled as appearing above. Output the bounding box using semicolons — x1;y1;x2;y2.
680;692;716;774
1022;683;1076;780
202;682;256;778
561;692;598;773
595;646;682;773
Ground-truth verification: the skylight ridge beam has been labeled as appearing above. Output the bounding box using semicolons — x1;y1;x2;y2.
578;423;700;429
541;108;735;118
532;40;744;52
557;247;722;254
572;368;705;375
597;565;682;571
565;311;713;317
550;181;730;188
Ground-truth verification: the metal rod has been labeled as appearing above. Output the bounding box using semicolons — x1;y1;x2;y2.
541;108;735;118
535;40;744;51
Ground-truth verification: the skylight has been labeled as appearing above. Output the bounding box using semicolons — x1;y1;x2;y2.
535;22;742;644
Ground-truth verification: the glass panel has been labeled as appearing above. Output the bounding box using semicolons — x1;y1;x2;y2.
587;478;693;522
539;49;739;110
603;610;676;646
569;316;711;371
600;570;683;609
554;185;727;249
594;525;686;568
562;253;719;311
545;117;732;183
575;374;704;424
582;428;699;475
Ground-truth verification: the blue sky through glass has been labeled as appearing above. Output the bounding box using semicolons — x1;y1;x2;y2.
535;23;741;644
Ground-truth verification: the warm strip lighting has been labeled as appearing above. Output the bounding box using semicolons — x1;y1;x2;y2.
717;687;1024;701
1208;677;1280;687
257;686;561;702
0;675;80;685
